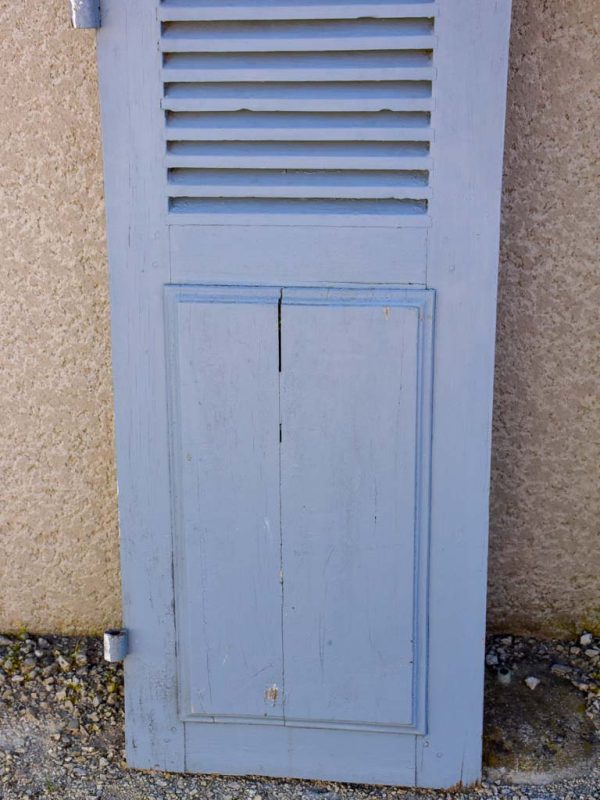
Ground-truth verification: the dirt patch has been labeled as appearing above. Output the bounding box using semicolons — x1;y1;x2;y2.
483;634;600;784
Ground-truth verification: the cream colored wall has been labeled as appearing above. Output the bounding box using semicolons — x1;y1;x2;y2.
488;0;600;635
0;0;597;636
0;1;119;633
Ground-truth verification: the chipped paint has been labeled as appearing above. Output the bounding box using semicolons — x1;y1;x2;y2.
264;684;279;705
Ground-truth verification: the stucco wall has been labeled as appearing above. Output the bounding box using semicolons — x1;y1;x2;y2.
488;0;600;635
0;1;120;633
0;0;597;636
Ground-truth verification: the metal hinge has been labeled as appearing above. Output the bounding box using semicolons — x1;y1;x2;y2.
103;628;128;663
69;0;100;29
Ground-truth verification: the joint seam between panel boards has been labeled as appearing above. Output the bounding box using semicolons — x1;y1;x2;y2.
277;289;286;723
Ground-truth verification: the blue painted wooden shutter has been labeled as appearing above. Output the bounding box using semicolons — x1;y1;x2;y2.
97;0;512;788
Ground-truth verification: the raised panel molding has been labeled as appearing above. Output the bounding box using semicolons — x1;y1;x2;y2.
164;284;434;736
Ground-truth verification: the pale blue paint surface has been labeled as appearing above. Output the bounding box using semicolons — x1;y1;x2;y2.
96;0;512;787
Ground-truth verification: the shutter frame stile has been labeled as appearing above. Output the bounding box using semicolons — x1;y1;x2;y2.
97;0;185;772
416;0;513;788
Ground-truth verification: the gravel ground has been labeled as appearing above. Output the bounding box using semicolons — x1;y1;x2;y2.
0;633;598;800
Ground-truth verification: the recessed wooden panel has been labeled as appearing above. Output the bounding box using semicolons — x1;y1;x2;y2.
165;284;433;733
165;286;284;720
280;287;433;732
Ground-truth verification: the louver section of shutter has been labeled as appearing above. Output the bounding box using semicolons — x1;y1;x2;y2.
160;1;435;226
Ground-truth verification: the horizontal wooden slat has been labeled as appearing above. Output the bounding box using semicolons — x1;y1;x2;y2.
166;127;431;141
168;167;428;186
166;140;429;171
168;197;430;227
168;197;428;211
165;111;431;142
168;186;430;200
168;181;430;200
166;156;430;171
168;168;429;200
167;141;430;155
162;51;433;84
163;66;433;83
162;82;432;113
166;117;431;143
162;34;435;53
159;2;437;23
163;96;432;112
161;19;434;53
168;214;430;227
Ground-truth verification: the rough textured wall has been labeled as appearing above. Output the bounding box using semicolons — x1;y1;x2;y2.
0;0;120;633
488;0;600;636
0;1;597;635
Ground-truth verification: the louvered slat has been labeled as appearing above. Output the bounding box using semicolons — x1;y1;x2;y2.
166;141;430;171
168;173;431;200
165;111;433;142
162;84;433;113
167;198;430;228
160;19;435;53
162;52;433;84
159;1;437;23
160;1;435;224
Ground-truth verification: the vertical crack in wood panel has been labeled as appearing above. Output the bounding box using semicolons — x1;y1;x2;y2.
278;292;283;374
277;289;286;723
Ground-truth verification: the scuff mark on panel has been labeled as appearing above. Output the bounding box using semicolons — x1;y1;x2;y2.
264;683;279;705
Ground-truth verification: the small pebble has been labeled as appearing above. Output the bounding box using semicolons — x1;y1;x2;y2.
551;664;572;676
525;676;541;690
56;655;71;672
